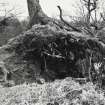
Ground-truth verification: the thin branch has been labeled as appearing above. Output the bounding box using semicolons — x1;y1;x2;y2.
57;6;81;32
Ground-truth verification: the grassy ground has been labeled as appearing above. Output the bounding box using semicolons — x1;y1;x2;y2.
0;77;105;105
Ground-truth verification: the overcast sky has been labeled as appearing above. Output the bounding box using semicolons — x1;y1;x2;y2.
0;0;104;20
0;0;79;20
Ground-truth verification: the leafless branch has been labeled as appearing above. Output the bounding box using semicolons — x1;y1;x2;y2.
57;6;81;32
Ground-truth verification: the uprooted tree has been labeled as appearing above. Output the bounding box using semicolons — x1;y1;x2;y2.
26;0;105;85
0;0;105;87
4;23;105;86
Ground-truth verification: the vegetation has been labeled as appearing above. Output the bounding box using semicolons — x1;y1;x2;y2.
0;77;105;105
0;0;105;105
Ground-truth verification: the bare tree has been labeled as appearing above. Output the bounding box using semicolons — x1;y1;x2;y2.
75;0;105;36
82;0;98;23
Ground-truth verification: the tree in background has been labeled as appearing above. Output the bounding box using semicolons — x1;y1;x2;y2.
27;0;51;27
82;0;98;23
72;0;105;36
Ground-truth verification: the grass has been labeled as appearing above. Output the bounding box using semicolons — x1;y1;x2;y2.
0;77;105;105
